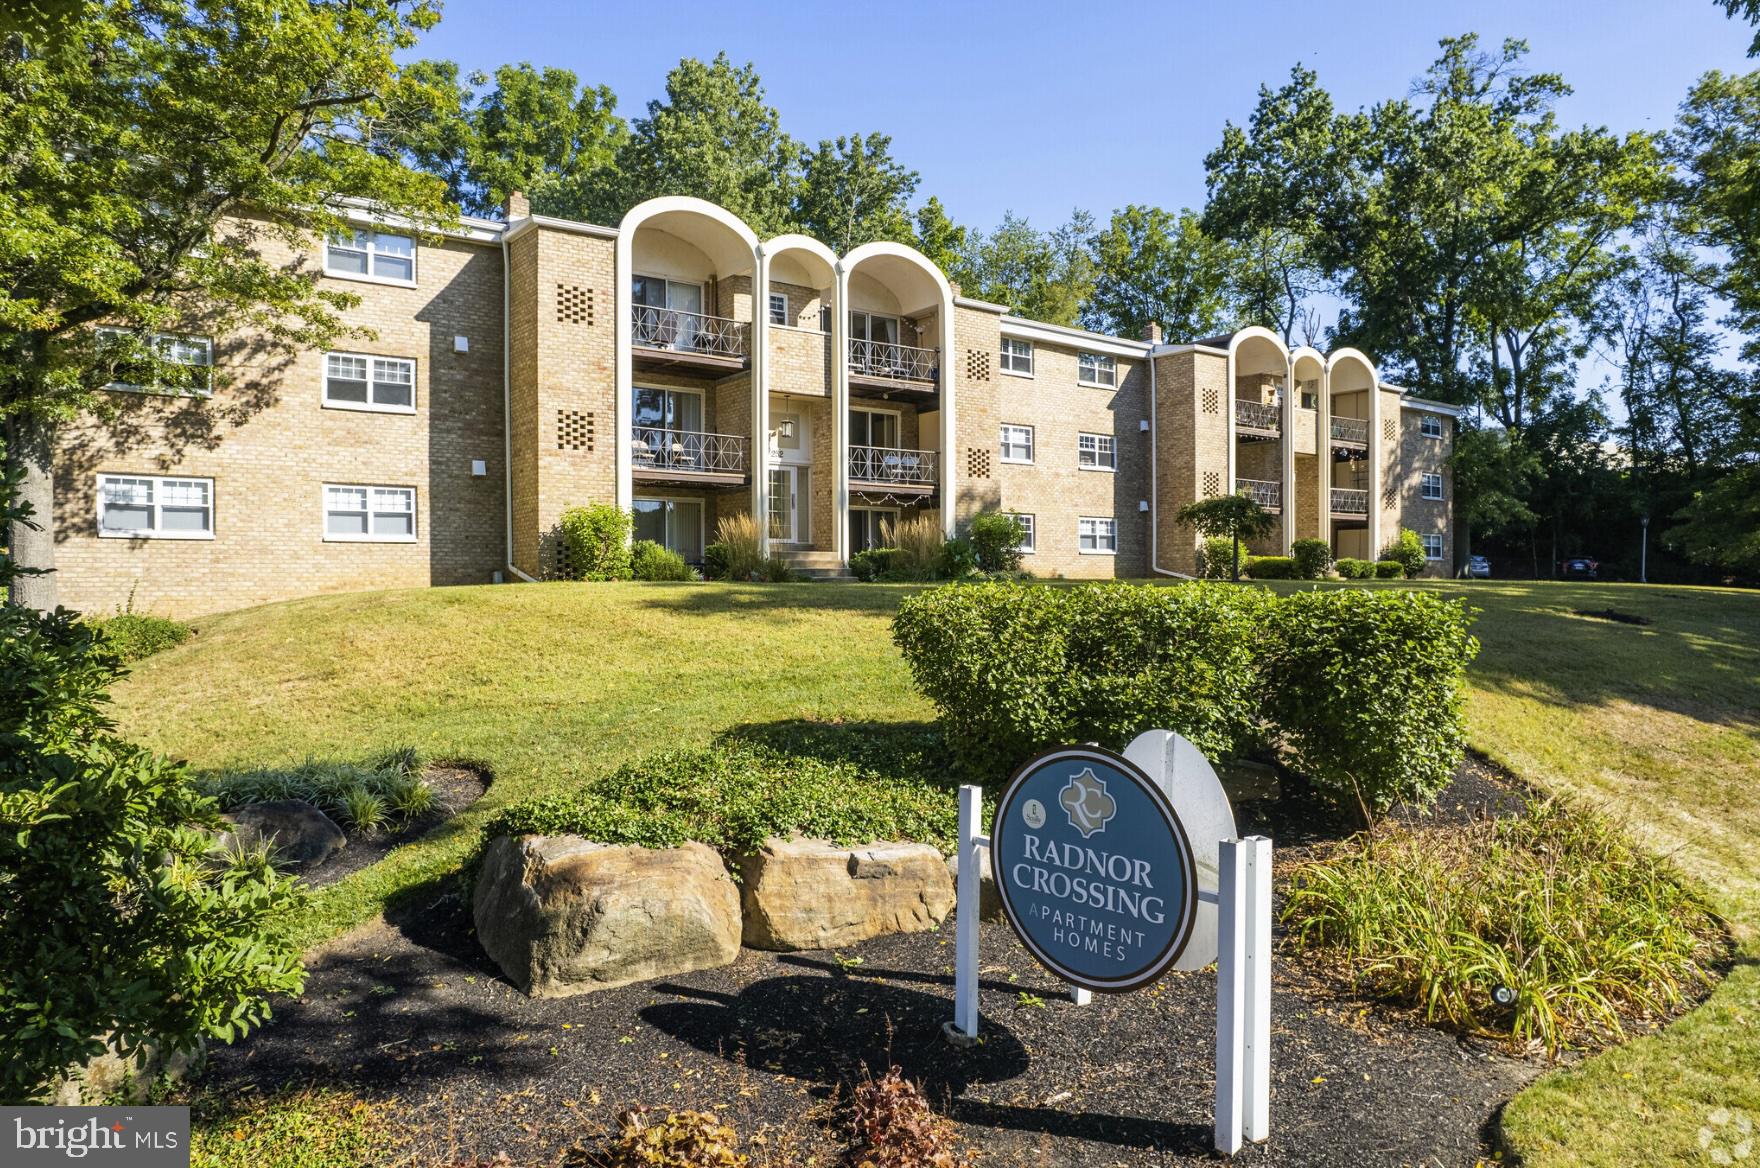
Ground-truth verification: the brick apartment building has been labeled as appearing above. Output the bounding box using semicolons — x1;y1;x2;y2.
55;195;1460;617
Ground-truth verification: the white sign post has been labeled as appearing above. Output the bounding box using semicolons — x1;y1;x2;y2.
946;729;1273;1155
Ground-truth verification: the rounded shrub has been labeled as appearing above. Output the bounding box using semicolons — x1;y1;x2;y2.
701;542;731;580
631;540;693;582
1199;536;1240;580
1246;555;1296;580
1291;538;1333;580
967;511;1027;574
1380;527;1427;579
1374;559;1405;579
849;547;903;582
1336;557;1373;580
938;536;979;580
557;503;632;581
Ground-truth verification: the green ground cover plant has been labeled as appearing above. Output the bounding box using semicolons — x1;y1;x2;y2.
200;748;433;834
90;611;192;662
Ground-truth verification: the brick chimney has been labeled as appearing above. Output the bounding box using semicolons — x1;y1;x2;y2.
506;190;530;220
1141;321;1163;344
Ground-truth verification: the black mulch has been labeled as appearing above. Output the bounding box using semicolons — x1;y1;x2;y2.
297;767;488;890
193;762;1540;1167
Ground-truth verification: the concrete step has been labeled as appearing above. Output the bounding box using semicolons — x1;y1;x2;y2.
787;565;858;582
775;549;845;567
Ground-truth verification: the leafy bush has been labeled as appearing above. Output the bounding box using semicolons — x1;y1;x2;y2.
484;737;959;855
605;1108;747;1168
1335;557;1373;579
849;547;903;582
1262;588;1478;816
1245;555;1296;579
632;540;694;582
712;514;763;581
0;472;305;1101
1374;559;1405;579
846;1066;972;1168
1284;799;1721;1054
557;503;632;581
1291;538;1332;580
1380;527;1427;579
200;749;433;832
967;512;1027;574
1198;536;1239;580
938;536;979;580
90;611;191;663
701;542;731;580
892;582;1273;779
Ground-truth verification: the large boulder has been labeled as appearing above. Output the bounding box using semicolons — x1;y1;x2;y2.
218;799;345;866
474;835;741;997
738;838;956;951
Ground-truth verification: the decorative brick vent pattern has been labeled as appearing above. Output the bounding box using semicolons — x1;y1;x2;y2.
1203;471;1223;497
1383;417;1397;442
1383;485;1399;509
1203;387;1220;414
965;349;992;383
966;447;992;478
556;284;595;326
557;409;595;452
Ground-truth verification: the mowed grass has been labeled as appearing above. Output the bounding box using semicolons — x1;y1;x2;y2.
111;577;1760;1167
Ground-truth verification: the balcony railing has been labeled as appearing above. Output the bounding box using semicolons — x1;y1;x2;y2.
631;305;748;360
1235;398;1281;433
849;444;937;486
1330;487;1369;514
1330;416;1369;445
1236;478;1281;510
848;338;938;384
631;426;748;475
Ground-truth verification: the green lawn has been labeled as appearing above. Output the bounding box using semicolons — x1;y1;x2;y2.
111;578;1760;1167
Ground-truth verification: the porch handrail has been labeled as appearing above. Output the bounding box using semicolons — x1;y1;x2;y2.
630;426;748;474
1330;487;1370;514
1330;416;1369;444
849;444;938;486
1235;477;1281;509
848;338;938;383
630;305;749;359
1234;398;1281;432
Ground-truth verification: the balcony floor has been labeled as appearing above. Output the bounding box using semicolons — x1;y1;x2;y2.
850;479;935;500
633;345;748;377
631;466;747;490
849;371;936;399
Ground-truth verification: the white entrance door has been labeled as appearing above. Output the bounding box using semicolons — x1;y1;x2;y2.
768;466;806;543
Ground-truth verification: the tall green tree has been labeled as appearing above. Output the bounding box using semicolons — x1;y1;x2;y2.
793;132;918;254
1083;205;1233;341
0;0;452;609
959;210;1097;326
614;53;800;236
912;196;971;285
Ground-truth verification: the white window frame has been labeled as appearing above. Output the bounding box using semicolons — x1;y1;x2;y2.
1077;351;1116;388
1010;512;1036;554
98;328;214;396
768;293;788;327
999;423;1035;464
1421;533;1444;561
1421;472;1445;501
1420;414;1445;439
1078;516;1117;555
322;352;417;414
1078;432;1117;471
96;473;215;540
1000;337;1034;377
322;483;417;543
324;228;417;286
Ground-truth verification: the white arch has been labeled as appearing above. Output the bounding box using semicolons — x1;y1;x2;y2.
1325;348;1382;556
1227;325;1291;366
1223;327;1294;551
1290;346;1327;550
764;233;838;287
837;241;960;547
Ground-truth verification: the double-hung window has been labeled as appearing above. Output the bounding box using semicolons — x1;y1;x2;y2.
98;329;213;395
1077;352;1116;387
1078;432;1116;470
768;293;788;326
999;423;1035;464
1421;533;1444;561
1420;414;1445;439
1421;472;1445;500
1010;512;1036;554
1078;516;1117;554
324;484;416;542
1000;337;1034;376
325;229;415;284
323;353;416;412
97;474;214;539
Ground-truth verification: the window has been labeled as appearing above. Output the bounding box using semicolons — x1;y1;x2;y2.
1010;512;1036;554
324;484;415;542
849;310;902;345
98;329;213;395
633;497;705;561
1078;432;1116;470
1078;516;1117;554
1298;379;1320;410
1421;472;1445;500
1421;533;1444;561
999;424;1035;464
1000;337;1034;376
850;408;900;448
323;353;415;412
1420;414;1445;439
97;474;213;539
1078;352;1117;387
325;229;415;284
769;293;788;326
850;507;899;553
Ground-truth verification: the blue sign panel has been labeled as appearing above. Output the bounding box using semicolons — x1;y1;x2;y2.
990;745;1198;992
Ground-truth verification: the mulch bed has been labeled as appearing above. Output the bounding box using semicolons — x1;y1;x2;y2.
191;761;1547;1167
298;766;488;889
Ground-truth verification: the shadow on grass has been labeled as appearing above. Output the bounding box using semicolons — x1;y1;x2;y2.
624;581;925;624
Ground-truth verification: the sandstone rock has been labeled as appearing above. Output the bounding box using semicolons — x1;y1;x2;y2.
944;843;1004;921
473;835;741;997
218;799;345;866
739;838;955;951
44;1037;200;1105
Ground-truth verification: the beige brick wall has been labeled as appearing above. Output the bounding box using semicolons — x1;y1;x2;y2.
56;224;506;618
949;306;1003;525
1151;349;1230;575
768;327;832;399
1389;406;1454;576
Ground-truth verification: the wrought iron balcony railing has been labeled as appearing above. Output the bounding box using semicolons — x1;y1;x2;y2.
1330;487;1370;514
630;427;748;475
1236;478;1281;509
849;445;937;486
1330;416;1369;444
848;338;938;383
630;305;749;359
1234;398;1281;432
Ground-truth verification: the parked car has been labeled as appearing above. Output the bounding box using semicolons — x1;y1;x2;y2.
1560;556;1600;579
1467;555;1491;578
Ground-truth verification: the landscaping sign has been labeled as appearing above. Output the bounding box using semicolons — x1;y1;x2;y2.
989;745;1199;992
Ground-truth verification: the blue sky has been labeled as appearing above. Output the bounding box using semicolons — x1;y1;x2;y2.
410;0;1753;232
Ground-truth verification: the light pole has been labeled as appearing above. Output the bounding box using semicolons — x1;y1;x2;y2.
1640;515;1650;584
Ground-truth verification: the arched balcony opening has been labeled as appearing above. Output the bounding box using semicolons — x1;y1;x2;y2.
1326;350;1379;556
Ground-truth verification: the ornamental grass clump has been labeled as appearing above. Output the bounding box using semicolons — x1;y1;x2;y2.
201;747;435;832
1283;798;1723;1055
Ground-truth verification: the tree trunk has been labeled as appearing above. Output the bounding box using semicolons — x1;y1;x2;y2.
5;412;58;611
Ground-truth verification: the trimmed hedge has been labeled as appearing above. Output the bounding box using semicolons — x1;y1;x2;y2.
1336;557;1373;579
849;547;902;582
891;582;1273;778
1291;539;1332;580
1374;560;1405;579
1246;555;1296;579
